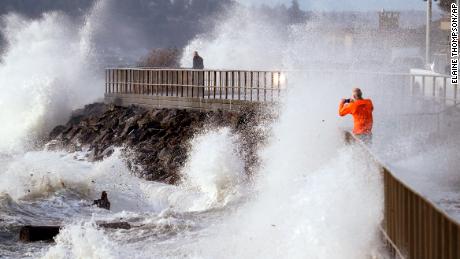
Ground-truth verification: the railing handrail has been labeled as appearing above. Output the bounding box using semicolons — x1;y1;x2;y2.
281;68;451;78
106;67;284;73
106;67;451;78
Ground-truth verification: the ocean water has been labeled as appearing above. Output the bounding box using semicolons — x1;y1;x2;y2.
0;132;384;259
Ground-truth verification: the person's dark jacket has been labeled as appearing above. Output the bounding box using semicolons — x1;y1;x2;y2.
93;191;110;210
193;55;204;69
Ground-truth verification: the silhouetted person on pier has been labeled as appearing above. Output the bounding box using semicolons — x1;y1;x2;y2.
193;51;204;69
93;191;110;210
339;88;374;143
193;51;205;97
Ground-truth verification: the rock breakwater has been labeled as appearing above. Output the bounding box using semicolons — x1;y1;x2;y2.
47;103;270;184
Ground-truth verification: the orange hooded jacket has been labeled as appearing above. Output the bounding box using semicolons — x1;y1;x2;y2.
339;99;373;135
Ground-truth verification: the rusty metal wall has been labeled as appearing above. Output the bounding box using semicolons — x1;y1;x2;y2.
384;169;460;259
345;131;460;259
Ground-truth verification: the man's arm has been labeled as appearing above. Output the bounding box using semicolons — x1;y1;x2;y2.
339;100;353;116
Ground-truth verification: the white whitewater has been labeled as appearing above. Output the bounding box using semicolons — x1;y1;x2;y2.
0;2;106;153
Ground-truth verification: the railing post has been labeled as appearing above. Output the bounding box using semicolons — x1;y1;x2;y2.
125;69;128;93
139;70;143;95
112;70;116;93
257;72;260;101
118;69;122;93
182;70;186;97
167;70;170;96
250;72;253;102
127;69;130;94
410;75;415;95
454;83;458;106
217;71;220;99
230;71;235;100
422;76;426;97
105;69;108;94
122;69;124;94
171;70;175;97
124;69;127;93
162;70;165;96
144;70;148;95
271;72;274;102
131;69;134;94
176;70;179;97
192;70;195;98
213;71;217;99
443;77;447;105
244;71;247;101
225;71;228;99
113;69;116;94
186;70;190;98
133;69;136;94
277;71;281;100
161;70;164;96
138;70;142;95
264;71;267;102
114;70;118;93
149;70;152;95
145;70;149;95
150;70;153;95
206;70;210;99
112;69;116;94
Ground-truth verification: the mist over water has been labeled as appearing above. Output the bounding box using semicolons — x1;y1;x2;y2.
181;6;287;70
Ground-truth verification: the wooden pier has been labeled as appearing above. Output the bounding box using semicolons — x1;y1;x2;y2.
105;68;285;110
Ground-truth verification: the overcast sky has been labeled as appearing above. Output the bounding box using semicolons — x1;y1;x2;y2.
238;0;435;11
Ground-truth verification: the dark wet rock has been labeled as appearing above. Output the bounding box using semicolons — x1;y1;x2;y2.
98;222;131;230
19;226;60;242
101;146;114;158
47;103;273;185
20;221;131;242
49;125;66;140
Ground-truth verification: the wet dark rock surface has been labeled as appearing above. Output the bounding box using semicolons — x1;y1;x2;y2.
47;103;271;185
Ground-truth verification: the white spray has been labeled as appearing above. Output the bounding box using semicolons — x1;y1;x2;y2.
181;127;246;208
0;3;105;153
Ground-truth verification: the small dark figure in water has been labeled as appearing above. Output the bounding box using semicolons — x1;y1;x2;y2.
193;51;204;69
93;191;110;210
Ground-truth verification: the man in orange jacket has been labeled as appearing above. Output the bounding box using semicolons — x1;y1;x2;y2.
339;88;373;142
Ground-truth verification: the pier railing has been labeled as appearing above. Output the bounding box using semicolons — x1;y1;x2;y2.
105;68;285;109
105;68;458;110
345;132;460;259
410;73;458;106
